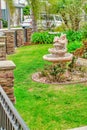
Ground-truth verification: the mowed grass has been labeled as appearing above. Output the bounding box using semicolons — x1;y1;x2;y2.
8;44;87;130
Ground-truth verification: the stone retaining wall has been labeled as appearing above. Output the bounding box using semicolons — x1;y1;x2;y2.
26;28;32;44
0;42;6;60
16;29;24;47
5;31;15;54
1;28;33;53
0;36;6;42
0;60;16;103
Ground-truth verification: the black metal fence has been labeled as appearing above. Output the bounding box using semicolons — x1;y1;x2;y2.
0;86;30;130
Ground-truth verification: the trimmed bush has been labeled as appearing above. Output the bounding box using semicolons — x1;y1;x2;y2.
67;41;83;53
65;30;83;42
31;32;61;44
2;19;8;28
31;30;83;44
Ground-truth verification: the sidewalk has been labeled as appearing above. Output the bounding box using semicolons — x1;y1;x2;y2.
71;126;87;130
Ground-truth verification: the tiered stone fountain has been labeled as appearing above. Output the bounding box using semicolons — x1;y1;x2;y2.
43;34;73;63
32;34;87;84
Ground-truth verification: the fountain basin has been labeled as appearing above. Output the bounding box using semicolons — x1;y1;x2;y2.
53;43;65;49
43;53;73;63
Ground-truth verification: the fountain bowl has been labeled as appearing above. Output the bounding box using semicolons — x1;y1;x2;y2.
43;53;73;63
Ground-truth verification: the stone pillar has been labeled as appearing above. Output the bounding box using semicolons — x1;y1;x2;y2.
0;42;6;60
0;60;16;103
16;29;24;47
26;28;32;45
5;31;15;54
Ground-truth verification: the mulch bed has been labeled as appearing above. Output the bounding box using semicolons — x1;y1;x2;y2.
32;71;87;85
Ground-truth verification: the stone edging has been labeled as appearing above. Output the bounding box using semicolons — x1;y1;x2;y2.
32;72;87;85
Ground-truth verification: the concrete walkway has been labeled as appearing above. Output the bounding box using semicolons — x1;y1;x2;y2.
71;126;87;130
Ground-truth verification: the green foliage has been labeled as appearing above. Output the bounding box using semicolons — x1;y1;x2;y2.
42;63;67;82
23;5;30;15
67;41;82;53
53;23;67;32
65;30;83;42
4;0;15;14
83;3;87;14
83;51;87;59
49;0;83;31
30;0;41;20
81;24;87;40
31;32;61;44
68;56;77;72
82;40;87;59
31;30;83;44
2;19;8;28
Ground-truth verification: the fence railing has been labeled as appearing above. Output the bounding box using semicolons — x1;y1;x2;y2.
0;86;30;130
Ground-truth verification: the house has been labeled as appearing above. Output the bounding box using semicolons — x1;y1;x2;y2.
0;0;26;28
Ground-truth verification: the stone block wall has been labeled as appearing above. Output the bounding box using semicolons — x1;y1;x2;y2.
0;36;6;42
0;60;16;103
5;31;15;54
0;43;6;60
26;28;32;44
16;29;24;47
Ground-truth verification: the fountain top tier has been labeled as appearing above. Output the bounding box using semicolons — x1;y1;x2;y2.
43;34;73;63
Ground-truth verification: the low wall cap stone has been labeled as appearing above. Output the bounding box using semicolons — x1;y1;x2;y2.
0;42;5;46
0;36;6;38
0;60;16;70
4;30;15;33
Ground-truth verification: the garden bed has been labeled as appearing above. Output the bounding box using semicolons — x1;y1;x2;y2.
32;71;87;85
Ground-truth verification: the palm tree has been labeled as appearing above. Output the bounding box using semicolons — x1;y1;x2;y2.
4;0;15;30
27;0;42;32
0;0;2;28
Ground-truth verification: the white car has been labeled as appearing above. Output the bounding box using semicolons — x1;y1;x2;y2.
21;14;63;29
21;18;32;28
38;14;64;29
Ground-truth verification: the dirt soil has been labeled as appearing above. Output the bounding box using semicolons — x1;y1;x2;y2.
32;71;87;85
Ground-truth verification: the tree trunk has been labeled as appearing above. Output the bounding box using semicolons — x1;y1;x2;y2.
0;0;2;28
31;10;37;32
7;3;11;30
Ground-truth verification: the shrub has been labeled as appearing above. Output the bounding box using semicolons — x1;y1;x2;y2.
41;63;67;82
2;20;8;28
23;5;30;15
81;24;87;40
83;51;87;59
31;32;61;44
53;23;67;32
67;41;83;53
65;30;83;42
31;30;83;44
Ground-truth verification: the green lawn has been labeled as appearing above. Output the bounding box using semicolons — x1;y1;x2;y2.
8;44;87;130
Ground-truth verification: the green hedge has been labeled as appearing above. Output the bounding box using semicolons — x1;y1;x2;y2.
31;30;83;52
31;30;83;44
65;30;83;42
31;32;61;44
67;41;83;53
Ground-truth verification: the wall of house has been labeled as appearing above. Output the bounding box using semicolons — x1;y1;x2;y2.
14;0;26;5
1;0;25;27
1;0;6;9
